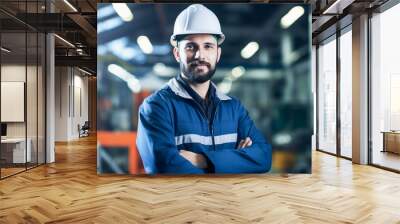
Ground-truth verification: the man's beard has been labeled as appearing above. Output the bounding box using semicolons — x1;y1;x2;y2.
180;59;217;84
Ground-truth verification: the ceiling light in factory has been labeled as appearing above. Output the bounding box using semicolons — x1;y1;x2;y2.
281;6;304;29
112;3;133;22
241;42;259;59
137;35;153;54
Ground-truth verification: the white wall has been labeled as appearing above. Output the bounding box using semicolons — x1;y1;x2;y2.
1;63;46;164
55;67;89;141
1;65;26;130
55;66;69;141
1;65;36;138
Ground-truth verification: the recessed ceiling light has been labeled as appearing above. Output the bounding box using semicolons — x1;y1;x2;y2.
63;0;78;12
54;34;75;48
1;47;11;53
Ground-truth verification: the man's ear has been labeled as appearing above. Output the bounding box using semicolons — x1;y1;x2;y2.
216;47;222;63
173;47;180;62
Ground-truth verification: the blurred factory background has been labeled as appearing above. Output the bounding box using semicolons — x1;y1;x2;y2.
97;3;312;174
12;0;396;177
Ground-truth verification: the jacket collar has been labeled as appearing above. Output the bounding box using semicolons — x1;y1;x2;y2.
167;77;231;101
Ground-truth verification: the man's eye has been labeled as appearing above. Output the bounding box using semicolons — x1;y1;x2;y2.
185;45;194;50
205;45;213;49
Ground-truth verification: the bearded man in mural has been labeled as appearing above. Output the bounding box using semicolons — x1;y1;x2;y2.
136;4;272;174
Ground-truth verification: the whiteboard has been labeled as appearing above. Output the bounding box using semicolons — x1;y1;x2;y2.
1;82;25;122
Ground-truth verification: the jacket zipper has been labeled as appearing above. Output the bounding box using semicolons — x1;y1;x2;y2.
189;98;220;151
210;101;221;151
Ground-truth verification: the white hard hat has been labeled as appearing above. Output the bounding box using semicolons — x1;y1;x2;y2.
170;4;225;47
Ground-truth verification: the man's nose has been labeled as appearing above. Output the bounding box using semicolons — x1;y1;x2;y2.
194;48;205;60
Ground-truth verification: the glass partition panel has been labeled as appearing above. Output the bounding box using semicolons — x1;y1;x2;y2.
339;29;352;158
38;32;45;165
27;30;38;169
317;37;337;154
371;4;400;171
0;0;46;179
1;30;27;177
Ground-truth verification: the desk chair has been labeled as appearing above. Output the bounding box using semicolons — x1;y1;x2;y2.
78;121;90;138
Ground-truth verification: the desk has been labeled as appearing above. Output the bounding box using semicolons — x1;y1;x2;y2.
382;131;400;154
1;138;31;163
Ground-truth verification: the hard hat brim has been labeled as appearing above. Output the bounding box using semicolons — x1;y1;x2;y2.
170;32;225;47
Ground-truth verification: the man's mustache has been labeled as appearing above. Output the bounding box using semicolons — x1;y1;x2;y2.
189;60;211;68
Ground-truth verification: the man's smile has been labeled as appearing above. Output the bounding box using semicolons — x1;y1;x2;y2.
189;61;210;72
194;65;208;70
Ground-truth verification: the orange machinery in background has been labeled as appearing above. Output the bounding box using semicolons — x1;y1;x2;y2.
97;131;144;174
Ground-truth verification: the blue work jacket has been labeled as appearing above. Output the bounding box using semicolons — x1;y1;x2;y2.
136;77;272;174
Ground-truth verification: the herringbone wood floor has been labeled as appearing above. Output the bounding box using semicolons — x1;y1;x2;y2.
1;134;400;224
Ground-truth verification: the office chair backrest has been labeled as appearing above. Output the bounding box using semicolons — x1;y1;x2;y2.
82;121;90;129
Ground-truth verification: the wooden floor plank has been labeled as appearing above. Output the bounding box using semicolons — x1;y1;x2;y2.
0;134;399;223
